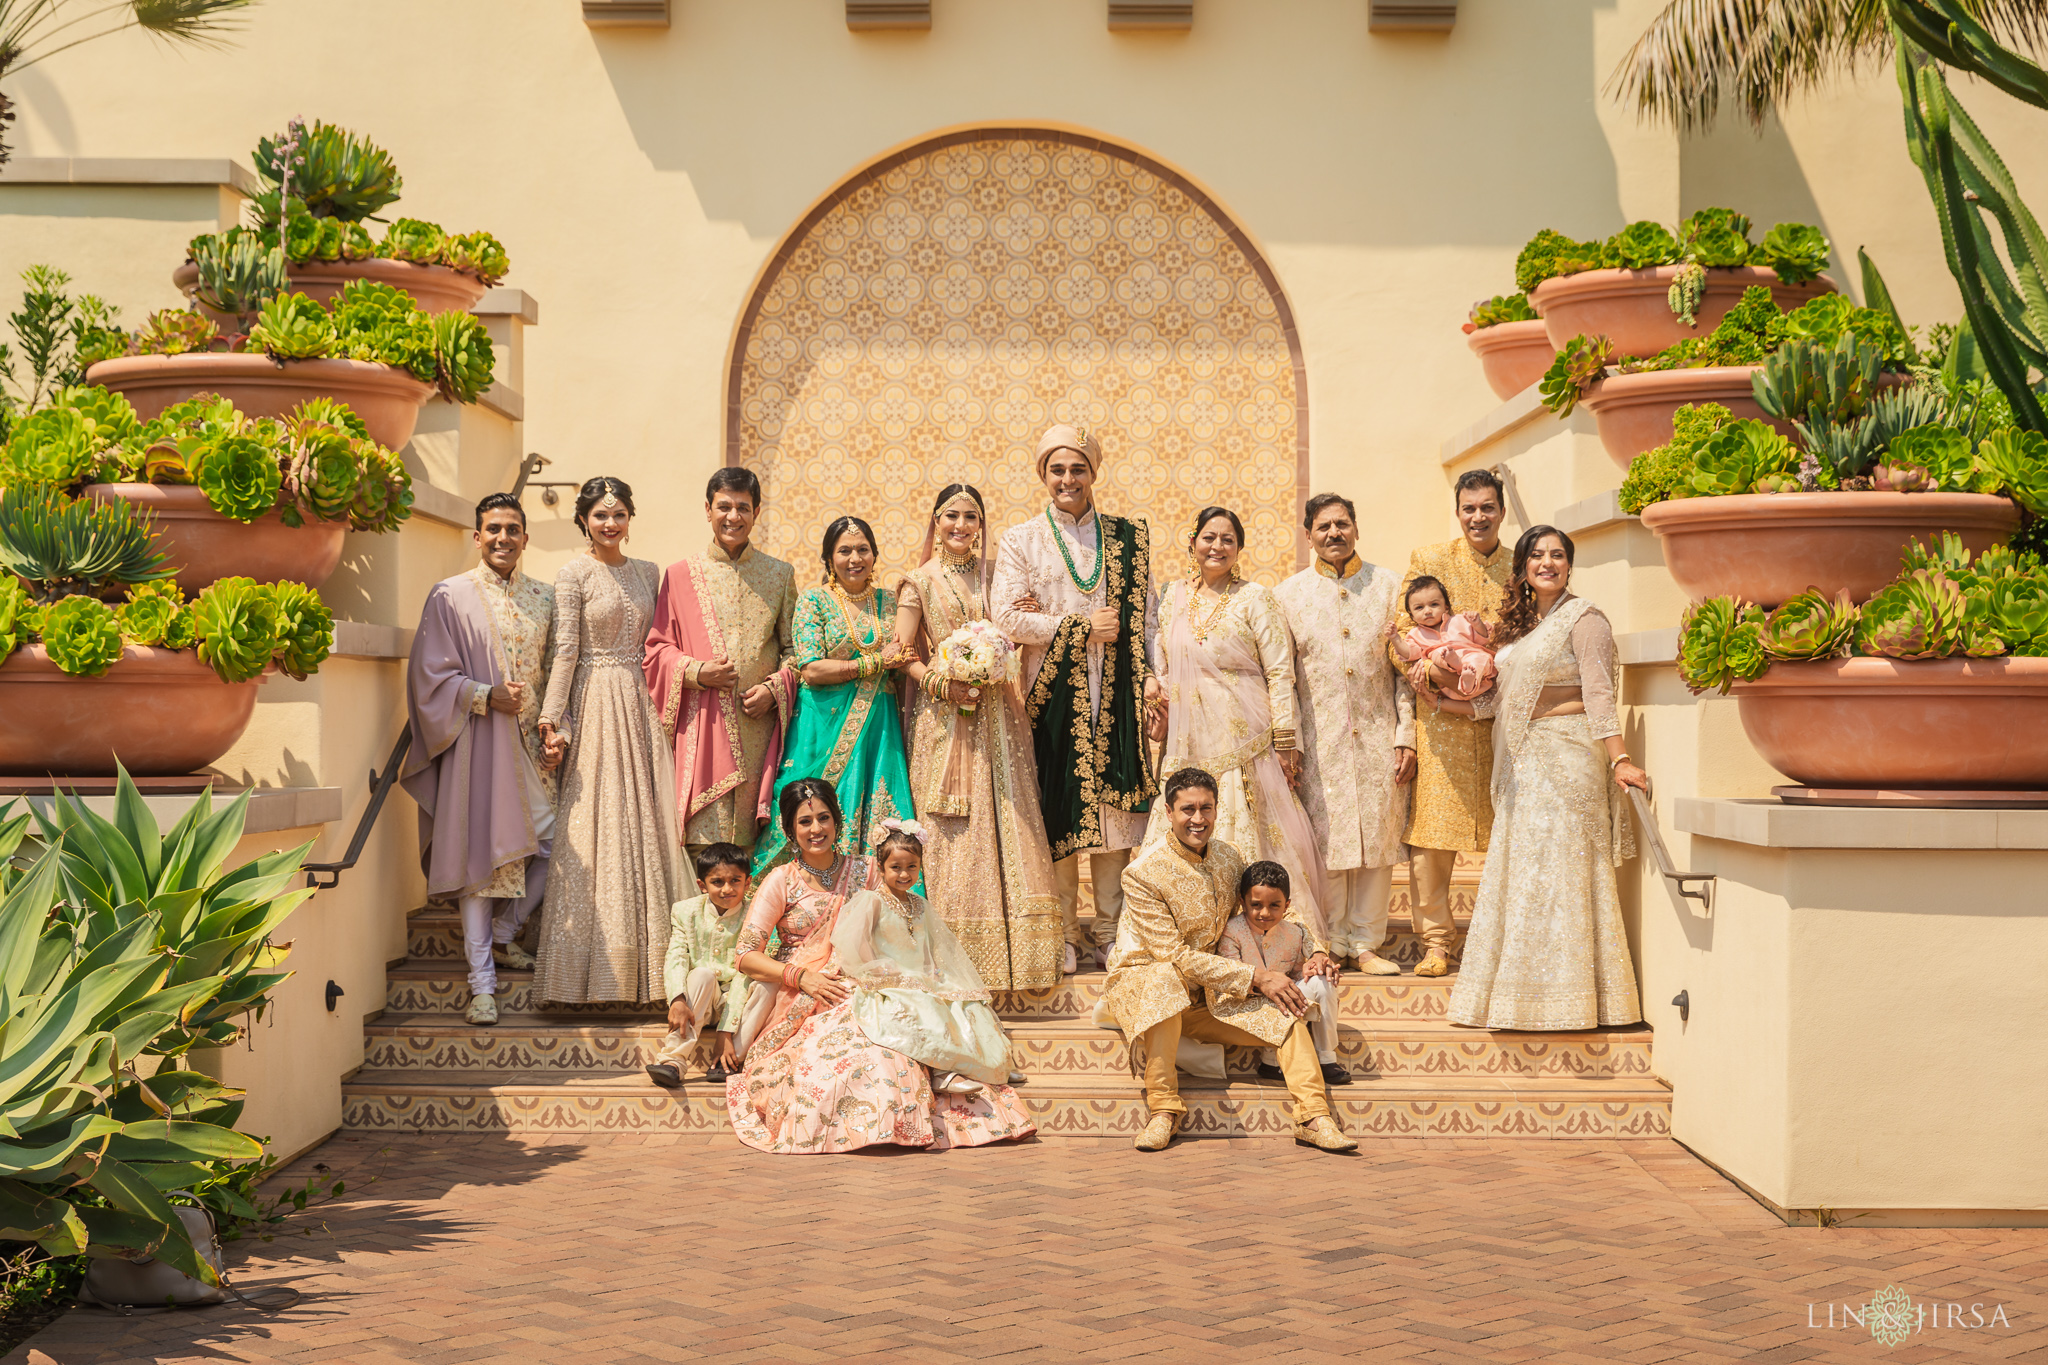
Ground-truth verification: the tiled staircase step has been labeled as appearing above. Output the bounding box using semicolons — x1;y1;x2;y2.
339;1068;1668;1141
993;972;1462;1021
384;962;663;1017
364;1015;669;1071
1007;1020;1654;1081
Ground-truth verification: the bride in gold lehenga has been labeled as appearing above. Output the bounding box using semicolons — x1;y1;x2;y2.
1435;524;1647;1032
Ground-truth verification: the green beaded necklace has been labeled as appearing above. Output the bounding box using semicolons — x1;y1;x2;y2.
1046;504;1104;593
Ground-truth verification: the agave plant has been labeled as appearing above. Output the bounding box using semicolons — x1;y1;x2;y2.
1538;334;1615;416
1856;569;1966;659
248;292;336;362
253;120;402;227
189;576;279;683
1688;419;1797;496
1678;596;1770;695
1760;587;1859;661
36;593;124;675
267;582;333;680
184;228;286;329
0;486;170;601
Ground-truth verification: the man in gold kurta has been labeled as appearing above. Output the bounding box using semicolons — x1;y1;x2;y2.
1103;767;1355;1154
644;468;798;855
1395;470;1512;978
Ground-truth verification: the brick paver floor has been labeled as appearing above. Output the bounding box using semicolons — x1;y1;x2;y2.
7;1133;2044;1363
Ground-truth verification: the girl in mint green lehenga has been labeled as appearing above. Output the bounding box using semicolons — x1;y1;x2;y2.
753;516;919;876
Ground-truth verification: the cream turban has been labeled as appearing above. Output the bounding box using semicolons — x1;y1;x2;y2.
1035;424;1103;479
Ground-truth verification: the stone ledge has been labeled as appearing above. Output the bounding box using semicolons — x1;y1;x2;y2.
0;156;260;197
332;621;413;661
474;289;539;325
401;459;474;530
1440;387;1548;467
1676;797;2048;850
477;383;524;423
1554;490;1633;538
11;786;341;836
1620;628;1677;666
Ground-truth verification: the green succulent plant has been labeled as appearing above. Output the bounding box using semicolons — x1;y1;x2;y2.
1619;401;1735;514
381;217;447;266
0;405;104;488
248;292;337;362
1974;428;2048;516
1679;207;1753;249
50;384;141;445
349;440;414;533
1752;222;1831;286
330;278;415;325
1514;229;1607;294
444;230;511;285
254;121;403;225
1872;461;1935;492
1606;220;1681;270
193;432;284;523
1678;596;1770;695
38;593;125;676
287;396;369;440
1468;293;1539;328
184;228;286;326
1666;260;1707;327
1630;285;1789;371
1885;423;1980;492
0;574;28;661
190;577;279;684
1855;569;1964;659
1979;573;2048;654
430;311;496;404
1538;334;1615;417
0;486;170;599
284;415;362;525
117;579;185;647
133;308;221;358
1759;587;1858;660
267;581;333;680
1780;292;1911;363
1688;419;1797;496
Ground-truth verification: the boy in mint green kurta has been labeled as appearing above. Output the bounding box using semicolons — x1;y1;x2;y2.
646;844;752;1088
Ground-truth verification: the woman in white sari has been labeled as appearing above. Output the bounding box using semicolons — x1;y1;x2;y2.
1436;525;1646;1030
1143;506;1332;954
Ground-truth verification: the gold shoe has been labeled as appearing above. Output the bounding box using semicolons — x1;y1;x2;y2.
1132;1112;1179;1152
493;941;537;970
1358;952;1402;977
1414;949;1450;978
1294;1115;1358;1153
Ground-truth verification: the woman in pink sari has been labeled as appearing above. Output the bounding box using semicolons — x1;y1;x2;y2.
725;777;1036;1154
1143;506;1334;956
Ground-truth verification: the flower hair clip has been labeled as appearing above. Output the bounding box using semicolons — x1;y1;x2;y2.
877;818;929;846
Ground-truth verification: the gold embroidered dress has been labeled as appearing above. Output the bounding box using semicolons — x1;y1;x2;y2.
900;563;1063;990
1272;557;1415;874
1143;578;1331;948
1397;538;1511;852
1448;597;1642;1029
535;555;681;1004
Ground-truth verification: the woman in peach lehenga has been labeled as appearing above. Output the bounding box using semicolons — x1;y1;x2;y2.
725;778;1036;1155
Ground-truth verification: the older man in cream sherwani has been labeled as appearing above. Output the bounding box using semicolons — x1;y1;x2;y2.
992;424;1160;974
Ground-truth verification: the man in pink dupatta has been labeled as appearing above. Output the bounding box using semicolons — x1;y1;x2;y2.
644;468;798;859
401;493;560;1027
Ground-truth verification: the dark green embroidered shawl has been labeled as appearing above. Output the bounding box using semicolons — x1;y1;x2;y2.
1026;513;1158;861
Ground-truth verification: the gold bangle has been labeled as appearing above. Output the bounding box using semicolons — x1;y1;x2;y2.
1609;752;1631;769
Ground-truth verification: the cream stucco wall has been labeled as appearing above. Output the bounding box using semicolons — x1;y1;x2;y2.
5;0;2046;1206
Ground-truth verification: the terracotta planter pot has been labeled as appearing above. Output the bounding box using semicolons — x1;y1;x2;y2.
1532;266;1835;360
1579;366;1793;469
1641;492;2018;607
1733;656;2048;789
0;645;266;777
1467;320;1555;401
86;352;434;453
86;484;347;594
172;258;488;317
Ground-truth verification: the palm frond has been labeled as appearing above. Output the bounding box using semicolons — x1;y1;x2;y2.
1608;0;2048;132
128;0;254;46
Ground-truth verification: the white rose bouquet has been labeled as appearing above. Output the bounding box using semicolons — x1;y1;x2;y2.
928;620;1018;716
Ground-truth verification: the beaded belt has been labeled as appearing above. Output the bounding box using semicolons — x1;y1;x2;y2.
581;648;644;669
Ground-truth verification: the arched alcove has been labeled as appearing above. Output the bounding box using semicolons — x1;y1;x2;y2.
727;126;1308;586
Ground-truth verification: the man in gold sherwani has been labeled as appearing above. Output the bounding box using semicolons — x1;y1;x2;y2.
644;467;798;857
1275;492;1416;976
1395;470;1512;978
1103;767;1356;1154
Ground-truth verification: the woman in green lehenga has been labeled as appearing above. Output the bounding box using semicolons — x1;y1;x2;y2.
753;515;920;875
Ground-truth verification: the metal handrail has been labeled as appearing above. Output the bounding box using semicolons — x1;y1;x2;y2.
302;723;413;891
1627;785;1715;907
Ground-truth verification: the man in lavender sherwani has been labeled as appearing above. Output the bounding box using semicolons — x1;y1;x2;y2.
401;492;562;1026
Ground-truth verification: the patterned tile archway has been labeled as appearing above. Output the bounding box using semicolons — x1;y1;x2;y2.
727;127;1308;589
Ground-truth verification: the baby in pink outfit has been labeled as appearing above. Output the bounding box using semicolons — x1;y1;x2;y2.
1391;575;1496;700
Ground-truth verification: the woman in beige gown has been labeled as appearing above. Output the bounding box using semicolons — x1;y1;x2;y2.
535;477;680;1004
894;484;1063;991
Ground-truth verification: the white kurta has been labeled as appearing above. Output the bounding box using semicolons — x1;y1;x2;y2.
1273;558;1416;873
991;503;1159;855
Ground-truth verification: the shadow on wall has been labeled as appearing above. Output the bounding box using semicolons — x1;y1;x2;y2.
585;0;1627;249
1681;114;1842;296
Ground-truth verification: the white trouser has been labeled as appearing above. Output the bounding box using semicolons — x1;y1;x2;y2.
1262;974;1339;1066
1054;849;1131;950
459;854;547;998
654;965;729;1066
1325;864;1395;962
